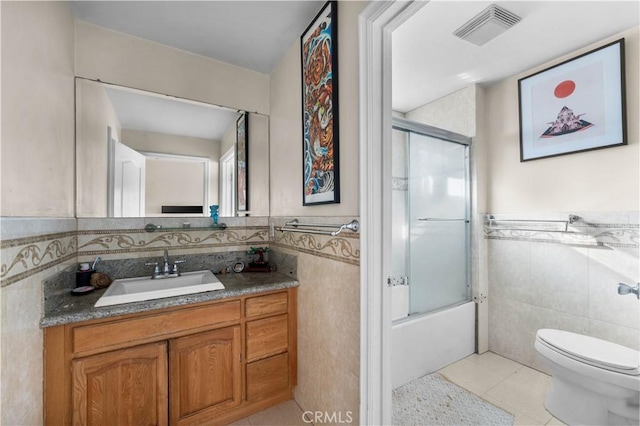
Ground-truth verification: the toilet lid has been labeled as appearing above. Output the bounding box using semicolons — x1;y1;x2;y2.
537;329;640;374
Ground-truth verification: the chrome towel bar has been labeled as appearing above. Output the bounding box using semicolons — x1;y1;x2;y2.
279;219;360;236
486;214;580;232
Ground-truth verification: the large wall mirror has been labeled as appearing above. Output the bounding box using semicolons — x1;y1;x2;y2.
75;78;269;218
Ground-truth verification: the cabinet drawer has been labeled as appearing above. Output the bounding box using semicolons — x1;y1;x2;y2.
73;300;240;355
245;314;288;362
246;353;289;401
245;292;288;319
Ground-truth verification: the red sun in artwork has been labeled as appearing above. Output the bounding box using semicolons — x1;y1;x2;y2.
554;80;576;98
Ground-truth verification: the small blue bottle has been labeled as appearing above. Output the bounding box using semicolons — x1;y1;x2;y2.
210;205;219;225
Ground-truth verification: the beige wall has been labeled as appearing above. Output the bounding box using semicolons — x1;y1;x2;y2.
269;1;364;217
406;85;477;137
75;20;270;115
0;2;76;425
123;129;220;210
485;27;639;214
268;1;366;420
76;78;122;217
1;1;75;217
145;158;206;215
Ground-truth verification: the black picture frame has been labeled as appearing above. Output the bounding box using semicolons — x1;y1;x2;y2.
300;0;340;205
518;39;627;162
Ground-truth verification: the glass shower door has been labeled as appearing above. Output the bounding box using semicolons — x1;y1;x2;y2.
408;133;469;315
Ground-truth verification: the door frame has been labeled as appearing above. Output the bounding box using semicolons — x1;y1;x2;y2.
358;1;428;424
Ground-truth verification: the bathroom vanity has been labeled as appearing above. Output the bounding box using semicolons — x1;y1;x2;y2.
42;272;298;426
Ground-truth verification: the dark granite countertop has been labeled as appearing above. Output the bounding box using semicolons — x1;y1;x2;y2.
41;272;298;328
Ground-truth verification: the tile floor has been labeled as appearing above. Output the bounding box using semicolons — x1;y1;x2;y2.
231;351;564;425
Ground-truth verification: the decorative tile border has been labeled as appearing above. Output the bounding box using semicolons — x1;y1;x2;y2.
77;226;270;256
272;230;360;266
485;221;640;248
0;231;77;287
1;215;360;286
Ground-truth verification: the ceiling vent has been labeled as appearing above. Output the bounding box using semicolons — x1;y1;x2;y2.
454;4;521;46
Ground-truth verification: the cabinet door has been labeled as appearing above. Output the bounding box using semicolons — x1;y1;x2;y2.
71;342;168;426
169;326;241;425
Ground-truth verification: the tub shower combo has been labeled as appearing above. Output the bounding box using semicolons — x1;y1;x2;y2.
390;118;475;389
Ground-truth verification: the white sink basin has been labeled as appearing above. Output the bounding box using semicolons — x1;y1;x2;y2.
95;270;225;307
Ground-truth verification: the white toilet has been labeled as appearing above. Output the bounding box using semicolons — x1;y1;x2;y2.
535;329;640;425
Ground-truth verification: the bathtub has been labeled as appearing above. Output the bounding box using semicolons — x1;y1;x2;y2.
391;300;475;389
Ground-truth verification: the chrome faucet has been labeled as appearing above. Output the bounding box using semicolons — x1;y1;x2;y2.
145;250;186;279
163;249;171;275
617;282;639;299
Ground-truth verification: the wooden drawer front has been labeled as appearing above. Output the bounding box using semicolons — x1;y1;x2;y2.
246;314;288;362
246;353;289;401
73;300;240;355
245;292;288;319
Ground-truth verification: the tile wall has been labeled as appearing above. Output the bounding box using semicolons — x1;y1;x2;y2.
486;211;640;372
0;217;77;425
76;217;270;262
270;216;360;424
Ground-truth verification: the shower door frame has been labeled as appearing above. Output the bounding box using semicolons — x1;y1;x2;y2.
391;117;472;320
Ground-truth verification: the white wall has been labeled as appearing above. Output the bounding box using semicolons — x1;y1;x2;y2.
1;1;75;217
485;28;639;214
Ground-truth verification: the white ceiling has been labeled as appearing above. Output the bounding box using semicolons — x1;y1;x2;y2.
70;1;325;74
393;1;640;112
104;86;241;141
71;1;639;118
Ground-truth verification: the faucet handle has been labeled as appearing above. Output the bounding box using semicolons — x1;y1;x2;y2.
172;260;186;275
145;262;161;277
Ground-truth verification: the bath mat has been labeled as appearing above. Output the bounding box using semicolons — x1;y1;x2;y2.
392;373;514;425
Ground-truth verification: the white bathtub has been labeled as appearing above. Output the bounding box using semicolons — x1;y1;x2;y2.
391;300;475;389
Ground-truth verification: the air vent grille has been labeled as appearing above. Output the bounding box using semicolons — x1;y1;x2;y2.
454;4;521;45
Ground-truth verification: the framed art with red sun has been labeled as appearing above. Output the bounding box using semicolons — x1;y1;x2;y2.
518;38;626;162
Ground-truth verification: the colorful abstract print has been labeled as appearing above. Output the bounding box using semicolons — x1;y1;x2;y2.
302;8;335;202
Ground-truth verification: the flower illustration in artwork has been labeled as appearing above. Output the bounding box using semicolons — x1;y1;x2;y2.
541;80;593;138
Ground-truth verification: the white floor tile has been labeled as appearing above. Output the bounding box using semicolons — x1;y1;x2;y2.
438;355;508;395
471;351;524;377
483;367;552;425
231;400;308;426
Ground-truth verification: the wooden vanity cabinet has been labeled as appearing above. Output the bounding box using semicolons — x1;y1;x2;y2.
44;288;297;426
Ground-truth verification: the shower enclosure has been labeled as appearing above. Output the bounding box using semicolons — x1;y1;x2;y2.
390;117;475;389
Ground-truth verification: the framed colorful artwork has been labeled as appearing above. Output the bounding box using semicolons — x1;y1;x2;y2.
301;0;340;205
236;113;248;212
518;38;626;162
